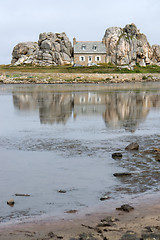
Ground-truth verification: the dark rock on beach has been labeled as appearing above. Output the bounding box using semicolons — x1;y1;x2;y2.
120;231;139;240
125;142;139;151
101;216;119;223
70;233;97;240
48;232;63;239
113;172;132;177
15;193;30;197
116;204;134;212
141;233;160;239
65;210;78;214
141;226;160;239
100;195;110;201
112;152;123;159
58;190;67;193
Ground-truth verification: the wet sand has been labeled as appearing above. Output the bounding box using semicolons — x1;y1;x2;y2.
0;193;160;240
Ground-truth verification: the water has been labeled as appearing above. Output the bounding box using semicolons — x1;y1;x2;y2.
0;83;160;224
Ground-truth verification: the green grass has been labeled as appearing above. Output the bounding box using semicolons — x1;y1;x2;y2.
0;63;160;74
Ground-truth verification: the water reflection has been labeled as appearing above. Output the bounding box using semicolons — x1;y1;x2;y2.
13;90;160;131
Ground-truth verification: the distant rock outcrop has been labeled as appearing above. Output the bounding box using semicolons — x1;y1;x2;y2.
11;32;73;66
103;23;160;67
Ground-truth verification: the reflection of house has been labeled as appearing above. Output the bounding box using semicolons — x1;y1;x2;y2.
73;38;106;66
73;93;106;116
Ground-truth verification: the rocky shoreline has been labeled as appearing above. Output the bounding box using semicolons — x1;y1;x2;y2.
0;72;160;84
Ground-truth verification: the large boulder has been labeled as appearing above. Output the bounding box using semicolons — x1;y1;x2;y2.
11;42;38;65
103;23;160;66
11;32;73;66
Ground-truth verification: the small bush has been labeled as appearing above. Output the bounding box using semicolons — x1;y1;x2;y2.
142;75;148;80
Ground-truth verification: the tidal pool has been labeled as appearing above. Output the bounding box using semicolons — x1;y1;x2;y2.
0;83;160;223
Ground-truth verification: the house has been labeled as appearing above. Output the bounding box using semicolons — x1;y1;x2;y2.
73;38;106;66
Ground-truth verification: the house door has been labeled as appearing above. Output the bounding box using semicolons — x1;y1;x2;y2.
88;56;92;63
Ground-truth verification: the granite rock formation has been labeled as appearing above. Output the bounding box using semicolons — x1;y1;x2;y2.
103;23;160;66
11;42;38;65
12;32;73;66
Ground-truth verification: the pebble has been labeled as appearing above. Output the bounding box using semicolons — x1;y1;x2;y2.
7;199;15;206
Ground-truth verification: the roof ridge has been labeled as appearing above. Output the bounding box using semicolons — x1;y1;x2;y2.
76;41;102;42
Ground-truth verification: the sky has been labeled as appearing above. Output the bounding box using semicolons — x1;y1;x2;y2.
0;0;160;64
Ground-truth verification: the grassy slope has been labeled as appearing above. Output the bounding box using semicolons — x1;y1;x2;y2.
0;63;160;74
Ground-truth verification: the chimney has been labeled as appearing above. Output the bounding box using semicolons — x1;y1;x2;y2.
73;37;76;45
102;37;105;45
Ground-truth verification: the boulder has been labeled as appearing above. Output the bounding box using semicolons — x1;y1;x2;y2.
11;32;73;66
125;142;139;150
11;42;38;65
103;23;160;66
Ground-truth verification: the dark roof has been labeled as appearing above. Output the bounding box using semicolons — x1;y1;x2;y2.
74;41;106;54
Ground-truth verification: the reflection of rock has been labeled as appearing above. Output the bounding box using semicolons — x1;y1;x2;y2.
13;93;38;110
38;93;73;124
103;92;160;132
13;92;73;124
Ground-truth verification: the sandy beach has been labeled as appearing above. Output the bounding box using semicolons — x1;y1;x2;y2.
0;192;160;240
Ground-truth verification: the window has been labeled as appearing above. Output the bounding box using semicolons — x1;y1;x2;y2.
80;97;85;103
92;45;97;51
88;97;92;103
95;56;101;62
81;45;86;50
79;56;85;62
95;97;101;103
88;56;92;62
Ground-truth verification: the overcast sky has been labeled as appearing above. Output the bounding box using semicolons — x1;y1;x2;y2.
0;0;160;64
